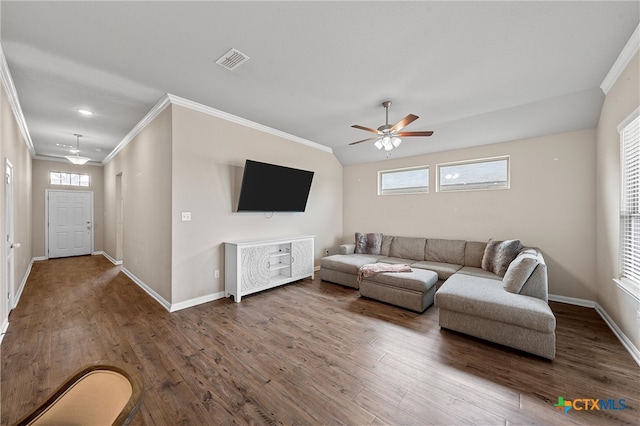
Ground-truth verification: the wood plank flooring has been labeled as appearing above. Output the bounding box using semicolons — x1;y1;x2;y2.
1;255;639;425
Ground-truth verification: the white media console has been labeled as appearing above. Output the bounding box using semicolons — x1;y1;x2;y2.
224;235;315;302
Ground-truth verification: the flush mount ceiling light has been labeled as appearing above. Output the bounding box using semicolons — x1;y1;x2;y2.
65;134;90;165
78;109;93;116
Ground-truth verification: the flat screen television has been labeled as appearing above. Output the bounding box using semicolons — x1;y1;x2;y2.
237;160;314;212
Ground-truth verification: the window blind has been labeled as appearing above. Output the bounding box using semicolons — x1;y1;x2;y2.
621;114;640;286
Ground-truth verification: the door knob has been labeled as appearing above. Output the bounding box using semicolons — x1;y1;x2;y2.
10;242;20;249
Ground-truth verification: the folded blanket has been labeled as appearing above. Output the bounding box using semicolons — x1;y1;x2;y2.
358;263;412;283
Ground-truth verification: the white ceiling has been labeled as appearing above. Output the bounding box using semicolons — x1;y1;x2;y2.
1;1;638;166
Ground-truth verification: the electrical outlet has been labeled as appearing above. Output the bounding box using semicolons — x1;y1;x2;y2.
181;212;191;221
215;270;220;279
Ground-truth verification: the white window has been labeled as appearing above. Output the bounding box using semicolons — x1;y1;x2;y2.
49;171;90;187
378;166;429;195
618;112;640;300
437;156;509;192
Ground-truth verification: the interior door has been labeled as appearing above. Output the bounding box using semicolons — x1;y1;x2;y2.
48;191;93;258
5;160;14;312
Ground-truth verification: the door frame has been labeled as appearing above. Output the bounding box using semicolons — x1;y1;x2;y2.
5;159;14;312
45;189;94;259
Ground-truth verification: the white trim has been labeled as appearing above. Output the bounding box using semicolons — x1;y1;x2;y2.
549;293;639;366
170;292;225;312
595;303;640;366
121;267;171;312
614;278;640;302
0;319;9;346
548;293;595;308
32;256;46;262
98;251;122;266
601;24;640;95
13;257;36;310
33;155;104;167
102;92;332;165
102;94;172;164
167;94;332;154
617;106;640;133
0;45;35;156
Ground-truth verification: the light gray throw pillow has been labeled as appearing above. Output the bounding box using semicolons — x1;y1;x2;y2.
503;254;539;293
481;239;522;277
355;232;383;255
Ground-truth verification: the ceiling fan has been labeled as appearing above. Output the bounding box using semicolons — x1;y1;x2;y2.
349;101;433;151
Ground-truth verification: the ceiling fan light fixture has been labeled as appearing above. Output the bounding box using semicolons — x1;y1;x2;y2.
374;139;383;150
382;136;391;147
392;137;402;148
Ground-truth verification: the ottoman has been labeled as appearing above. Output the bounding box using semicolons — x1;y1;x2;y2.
359;269;438;312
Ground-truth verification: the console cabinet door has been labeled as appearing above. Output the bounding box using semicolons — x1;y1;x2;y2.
240;245;270;291
291;239;313;278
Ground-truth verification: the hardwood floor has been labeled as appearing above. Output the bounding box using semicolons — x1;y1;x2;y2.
2;255;639;425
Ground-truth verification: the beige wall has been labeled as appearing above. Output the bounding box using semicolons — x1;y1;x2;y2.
31;159;104;258
0;80;33;324
170;104;343;304
104;107;173;302
596;52;640;351
343;129;597;299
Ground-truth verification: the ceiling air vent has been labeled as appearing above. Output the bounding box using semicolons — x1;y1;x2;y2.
215;48;250;71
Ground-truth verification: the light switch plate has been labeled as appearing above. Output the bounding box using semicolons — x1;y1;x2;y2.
181;212;191;221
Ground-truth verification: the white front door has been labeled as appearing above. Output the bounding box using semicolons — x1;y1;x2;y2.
5;160;14;312
48;191;93;258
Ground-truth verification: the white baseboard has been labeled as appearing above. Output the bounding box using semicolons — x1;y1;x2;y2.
13;257;37;309
170;291;226;312
98;251;122;265
548;294;595;308
549;293;640;366
121;267;171;312
33;256;46;261
595;302;640;366
0;318;9;345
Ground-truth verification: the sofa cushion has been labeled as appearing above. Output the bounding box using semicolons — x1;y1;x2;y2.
377;257;412;265
457;266;502;280
435;273;555;333
355;232;383;255
389;237;426;261
425;239;466;264
411;261;462;280
360;268;438;293
321;254;383;275
503;253;539;294
381;235;394;256
481;239;522;277
465;241;487;268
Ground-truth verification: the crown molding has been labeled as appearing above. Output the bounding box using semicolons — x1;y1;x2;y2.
0;43;36;156
102;94;172;164
601;24;639;95
33;154;104;166
103;92;332;165
166;93;332;154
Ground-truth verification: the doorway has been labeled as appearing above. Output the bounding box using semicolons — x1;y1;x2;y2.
5;159;14;312
115;173;123;263
46;190;93;258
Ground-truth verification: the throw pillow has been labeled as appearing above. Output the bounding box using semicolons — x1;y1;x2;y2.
355;232;383;255
481;239;522;277
503;254;539;293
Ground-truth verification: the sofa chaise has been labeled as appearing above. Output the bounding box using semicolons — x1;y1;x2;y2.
319;234;556;359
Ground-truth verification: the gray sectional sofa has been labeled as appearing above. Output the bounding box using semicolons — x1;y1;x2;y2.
319;234;556;359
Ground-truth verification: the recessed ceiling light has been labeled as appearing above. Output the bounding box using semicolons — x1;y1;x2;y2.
78;109;93;116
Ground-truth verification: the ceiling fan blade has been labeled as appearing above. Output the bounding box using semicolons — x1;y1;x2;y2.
349;137;379;146
390;114;419;133
396;131;434;137
351;124;381;134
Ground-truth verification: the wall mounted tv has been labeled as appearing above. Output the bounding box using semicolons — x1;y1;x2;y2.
237;160;315;212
